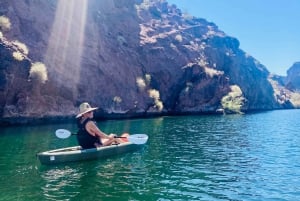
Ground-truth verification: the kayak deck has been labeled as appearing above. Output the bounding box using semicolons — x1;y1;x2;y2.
37;142;144;165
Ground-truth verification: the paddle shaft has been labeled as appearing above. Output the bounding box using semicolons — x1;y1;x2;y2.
55;129;148;144
70;132;127;138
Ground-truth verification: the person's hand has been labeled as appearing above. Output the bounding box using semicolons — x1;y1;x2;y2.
109;133;117;138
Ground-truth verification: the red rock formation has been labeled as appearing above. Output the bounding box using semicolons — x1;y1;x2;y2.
0;0;297;125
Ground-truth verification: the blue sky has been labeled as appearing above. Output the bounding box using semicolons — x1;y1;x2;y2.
167;0;300;76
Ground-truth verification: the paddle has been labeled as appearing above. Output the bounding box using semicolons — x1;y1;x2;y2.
55;129;148;145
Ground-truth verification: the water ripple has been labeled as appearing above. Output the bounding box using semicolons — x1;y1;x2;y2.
1;110;300;200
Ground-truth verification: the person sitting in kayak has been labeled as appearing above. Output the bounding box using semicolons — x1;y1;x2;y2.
76;102;127;149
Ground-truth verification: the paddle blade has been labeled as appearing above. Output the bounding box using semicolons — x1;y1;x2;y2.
127;134;148;145
55;129;72;139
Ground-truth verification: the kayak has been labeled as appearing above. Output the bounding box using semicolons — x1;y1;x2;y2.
37;142;146;165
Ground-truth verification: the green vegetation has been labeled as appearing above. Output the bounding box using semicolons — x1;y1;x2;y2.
29;62;48;84
221;85;245;114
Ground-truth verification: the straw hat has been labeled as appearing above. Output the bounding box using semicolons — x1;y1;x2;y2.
76;102;98;118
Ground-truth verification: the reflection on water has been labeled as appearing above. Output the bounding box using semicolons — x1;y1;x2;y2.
39;152;150;200
0;110;300;200
41;167;82;200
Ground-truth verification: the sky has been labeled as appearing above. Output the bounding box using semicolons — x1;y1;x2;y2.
167;0;300;76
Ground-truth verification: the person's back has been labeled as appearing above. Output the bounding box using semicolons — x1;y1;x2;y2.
77;118;100;149
75;102;124;148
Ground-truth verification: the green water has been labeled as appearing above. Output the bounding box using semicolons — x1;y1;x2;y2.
0;110;300;201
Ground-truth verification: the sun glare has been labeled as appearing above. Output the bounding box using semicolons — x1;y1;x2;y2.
45;0;88;94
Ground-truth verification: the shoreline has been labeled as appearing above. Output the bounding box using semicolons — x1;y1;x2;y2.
1;108;296;126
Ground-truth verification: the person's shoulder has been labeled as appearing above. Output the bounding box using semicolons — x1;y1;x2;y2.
86;119;96;126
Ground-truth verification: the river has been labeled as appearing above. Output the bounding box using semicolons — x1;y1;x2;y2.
0;109;299;201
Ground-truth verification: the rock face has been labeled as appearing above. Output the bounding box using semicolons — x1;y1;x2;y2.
0;0;298;125
286;62;300;91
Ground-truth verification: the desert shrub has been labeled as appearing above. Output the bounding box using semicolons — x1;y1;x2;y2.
113;96;122;103
175;34;183;43
198;58;208;67
145;74;151;85
170;43;176;49
29;62;48;84
155;99;163;111
148;89;160;100
12;40;29;55
136;77;146;91
136;74;151;91
204;67;224;78
12;51;24;61
291;93;300;107
0;16;11;31
148;89;164;111
184;82;193;93
0;31;4;40
221;85;245;113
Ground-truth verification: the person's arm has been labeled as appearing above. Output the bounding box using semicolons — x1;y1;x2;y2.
85;121;113;139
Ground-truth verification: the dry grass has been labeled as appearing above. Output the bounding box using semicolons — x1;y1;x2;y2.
136;74;163;111
136;77;146;91
12;51;24;61
204;66;224;78
148;89;160;99
154;99;163;111
0;16;11;31
113;96;122;103
148;89;164;111
29;62;48;84
221;85;245;113
145;74;151;85
175;34;183;43
12;40;29;55
136;74;151;91
290;93;300;108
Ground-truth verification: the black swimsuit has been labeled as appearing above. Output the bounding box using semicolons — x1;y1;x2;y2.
77;118;102;149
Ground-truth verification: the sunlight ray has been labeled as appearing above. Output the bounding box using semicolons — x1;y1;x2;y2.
44;0;88;98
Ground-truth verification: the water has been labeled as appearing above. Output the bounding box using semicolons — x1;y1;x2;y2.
0;110;300;201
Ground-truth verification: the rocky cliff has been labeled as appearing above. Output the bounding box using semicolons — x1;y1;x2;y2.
285;62;300;91
0;0;298;125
